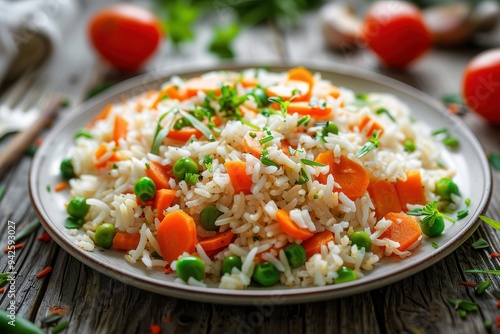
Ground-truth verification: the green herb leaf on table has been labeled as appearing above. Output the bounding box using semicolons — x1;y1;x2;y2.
52;320;69;334
15;219;41;243
449;299;478;312
0;185;4;201
488;152;500;171
475;280;491;295
465;269;500;274
209;23;240;59
472;237;489;249
41;314;63;325
0;273;12;288
480;215;500;230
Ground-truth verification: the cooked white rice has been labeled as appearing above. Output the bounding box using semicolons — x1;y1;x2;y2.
66;68;455;289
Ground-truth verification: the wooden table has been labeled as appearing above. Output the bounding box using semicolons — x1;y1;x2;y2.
1;2;499;333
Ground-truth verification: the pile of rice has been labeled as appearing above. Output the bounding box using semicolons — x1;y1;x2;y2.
66;68;453;289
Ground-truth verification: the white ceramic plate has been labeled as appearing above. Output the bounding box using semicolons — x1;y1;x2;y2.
30;63;492;305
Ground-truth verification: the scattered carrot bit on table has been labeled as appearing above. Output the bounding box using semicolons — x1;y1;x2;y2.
459;281;477;287
4;243;25;252
37;232;52;242
36;266;53;278
150;324;161;334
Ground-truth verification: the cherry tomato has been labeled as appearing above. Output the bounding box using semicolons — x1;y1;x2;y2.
88;4;163;72
363;1;432;69
463;48;500;124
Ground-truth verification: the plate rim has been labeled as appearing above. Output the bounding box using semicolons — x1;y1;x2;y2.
29;61;493;305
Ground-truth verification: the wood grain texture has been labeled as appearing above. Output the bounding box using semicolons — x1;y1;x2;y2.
0;2;499;334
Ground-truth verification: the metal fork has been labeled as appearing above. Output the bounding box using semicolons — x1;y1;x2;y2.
0;70;61;176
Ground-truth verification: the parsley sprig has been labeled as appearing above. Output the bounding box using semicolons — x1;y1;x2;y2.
356;130;380;158
406;201;455;226
268;96;290;118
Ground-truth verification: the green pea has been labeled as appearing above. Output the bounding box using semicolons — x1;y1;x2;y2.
284;244;306;268
350;231;372;252
200;205;223;231
134;177;156;202
173;157;199;181
60;158;76;180
176;256;205;282
334;266;357;284
435;177;460;201
221;256;243;275
94;223;116;248
252;262;280;287
404;139;416;152
420;216;445;237
322;122;339;137
249;87;269;107
67;196;90;219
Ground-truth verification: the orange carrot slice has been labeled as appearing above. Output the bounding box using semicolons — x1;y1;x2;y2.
112;233;141;250
368;180;403;220
93;104;113;122
185;76;233;98
315;153;370;200
381;212;422;251
198;231;235;252
151;85;187;109
393;170;427;211
288;67;314;88
157;210;197;263
358;115;384;138
145;161;171;190
276;209;314;240
93;144;119;169
225;161;253;194
153;189;177;220
301;230;334;259
243;131;265;158
286;101;333;119
113;115;128;144
167;127;203;142
54;181;68;192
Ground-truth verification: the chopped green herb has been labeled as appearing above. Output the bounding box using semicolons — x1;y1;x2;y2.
449;299;478;312
25;144;38;156
485;320;492;329
288;146;296;156
297;115;310;127
74;129;93;140
185;173;199;185
15;219;41;243
465;198;471;206
321;122;339;138
480;215;500;230
64;217;84;230
240;119;260;130
151;108;176;155
488;152;500;171
112;164;118;169
0;273;11;288
474;280;491;295
268;96;290;118
151;251;163;259
313;194;318;199
203;155;213;172
459;309;467;319
47;185;51;192
253;236;259;242
375;108;396;122
217;85;248;119
457;209;469;220
249;132;257;138
52;320;69;334
407;201;455;226
301;159;326;167
431;242;439;249
472;238;489;249
0;185;4;201
441;93;463;105
259;135;274;145
404;139;416;152
60;97;70;108
179;109;215;141
465;269;500;274
41;314;63;325
432;128;459;148
356;130;380;158
260;108;278;117
145;163;150;170
260;156;280;169
297;168;309;185
355;92;368;101
437;161;446;168
86;82;115;99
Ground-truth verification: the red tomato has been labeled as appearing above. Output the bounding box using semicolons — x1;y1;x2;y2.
363;1;432;69
88;4;163;72
463;49;500;124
